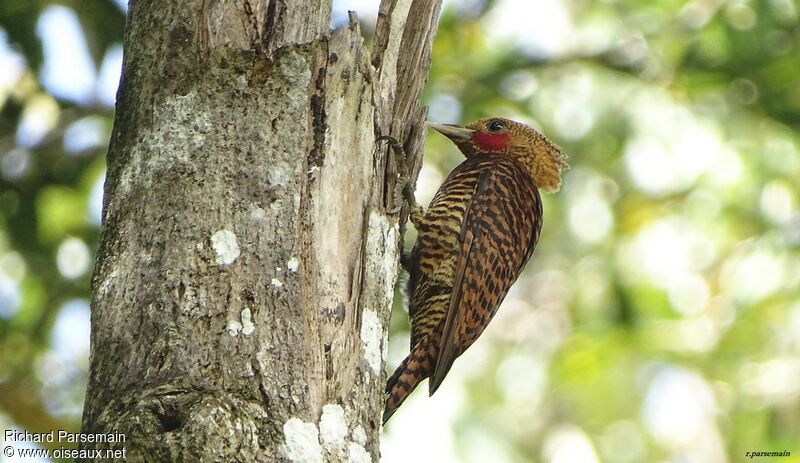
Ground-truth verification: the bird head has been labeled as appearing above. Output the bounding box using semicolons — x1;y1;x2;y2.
428;118;568;193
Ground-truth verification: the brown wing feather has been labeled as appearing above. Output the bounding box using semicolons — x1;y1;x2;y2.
430;160;541;394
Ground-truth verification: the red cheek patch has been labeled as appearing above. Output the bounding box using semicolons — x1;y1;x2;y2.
472;132;510;152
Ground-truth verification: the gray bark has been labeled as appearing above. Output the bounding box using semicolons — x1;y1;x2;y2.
80;0;442;461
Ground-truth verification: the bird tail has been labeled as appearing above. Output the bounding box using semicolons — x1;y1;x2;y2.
383;337;437;424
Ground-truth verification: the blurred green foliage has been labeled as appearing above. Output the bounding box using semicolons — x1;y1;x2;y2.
384;1;800;462
1;0;798;462
1;0;124;450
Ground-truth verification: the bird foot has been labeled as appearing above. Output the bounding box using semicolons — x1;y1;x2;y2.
400;251;412;271
377;135;414;213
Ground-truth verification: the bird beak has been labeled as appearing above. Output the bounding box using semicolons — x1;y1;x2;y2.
426;122;474;142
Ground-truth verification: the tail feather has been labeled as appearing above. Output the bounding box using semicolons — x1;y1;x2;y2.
383;337;437;424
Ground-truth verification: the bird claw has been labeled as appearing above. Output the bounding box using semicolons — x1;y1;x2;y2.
390;177;408;214
377;135;405;159
400;251;412;271
378;134;412;211
378;133;426;230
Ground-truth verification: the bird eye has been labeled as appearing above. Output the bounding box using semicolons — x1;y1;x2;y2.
487;119;505;132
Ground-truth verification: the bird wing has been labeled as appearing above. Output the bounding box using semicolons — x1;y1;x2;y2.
430;164;541;394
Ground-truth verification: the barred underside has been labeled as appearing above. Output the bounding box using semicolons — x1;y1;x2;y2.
384;153;543;422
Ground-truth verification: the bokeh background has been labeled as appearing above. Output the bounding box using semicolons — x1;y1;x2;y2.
1;0;799;462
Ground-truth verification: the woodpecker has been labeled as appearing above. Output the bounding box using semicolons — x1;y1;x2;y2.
383;117;568;424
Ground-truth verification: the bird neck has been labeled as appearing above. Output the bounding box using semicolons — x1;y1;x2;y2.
511;135;568;193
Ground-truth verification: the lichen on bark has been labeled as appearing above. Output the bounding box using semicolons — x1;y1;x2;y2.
81;1;442;461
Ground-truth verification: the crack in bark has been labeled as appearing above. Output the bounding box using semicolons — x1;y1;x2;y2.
324;343;333;381
241;0;262;54
307;38;330;172
261;0;280;52
250;357;271;409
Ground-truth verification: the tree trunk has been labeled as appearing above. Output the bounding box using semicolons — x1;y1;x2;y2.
80;1;442;461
